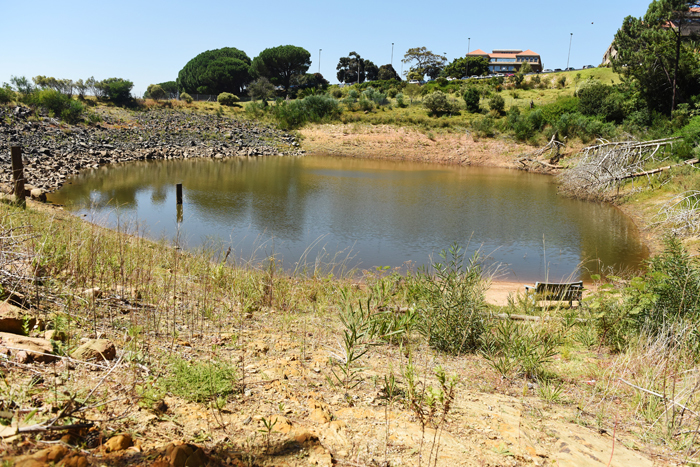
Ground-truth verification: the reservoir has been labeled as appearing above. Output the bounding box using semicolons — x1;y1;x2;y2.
49;155;648;281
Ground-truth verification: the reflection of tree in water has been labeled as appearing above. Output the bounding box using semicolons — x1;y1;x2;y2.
54;157;319;239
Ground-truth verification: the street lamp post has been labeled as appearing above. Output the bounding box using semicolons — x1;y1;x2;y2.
566;33;573;70
319;49;322;73
391;43;394;68
466;38;471;77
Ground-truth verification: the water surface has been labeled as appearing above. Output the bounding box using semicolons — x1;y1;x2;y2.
49;155;648;281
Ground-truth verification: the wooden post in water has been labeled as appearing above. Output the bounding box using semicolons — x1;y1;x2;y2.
176;183;183;223
10;146;25;207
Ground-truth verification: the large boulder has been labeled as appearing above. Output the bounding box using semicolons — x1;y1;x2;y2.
0;332;56;362
0;302;34;335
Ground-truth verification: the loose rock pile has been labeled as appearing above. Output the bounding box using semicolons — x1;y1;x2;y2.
0;105;304;193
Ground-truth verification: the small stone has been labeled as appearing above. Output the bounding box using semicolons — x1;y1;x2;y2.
71;339;116;361
105;433;133;452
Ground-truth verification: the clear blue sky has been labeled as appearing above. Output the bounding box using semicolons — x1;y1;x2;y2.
2;0;650;97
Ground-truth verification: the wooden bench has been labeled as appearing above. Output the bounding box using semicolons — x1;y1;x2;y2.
524;281;584;306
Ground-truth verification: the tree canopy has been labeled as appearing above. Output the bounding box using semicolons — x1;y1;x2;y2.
442;56;489;78
613;0;700;113
402;47;446;80
251;45;311;93
377;64;401;81
177;47;252;95
336;52;376;84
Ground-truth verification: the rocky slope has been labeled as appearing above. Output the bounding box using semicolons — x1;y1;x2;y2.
0;105;303;192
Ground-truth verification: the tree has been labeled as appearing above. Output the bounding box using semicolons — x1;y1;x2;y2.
293;73;329;90
613;1;700;113
177;47;252;95
248;77;276;102
463;87;480;113
443;56;490;78
96;78;133;105
402;47;446;80
158;81;178;95
519;61;533;75
377;64;400;81
147;84;166;100
364;60;379;81
489;94;505;115
336;52;373;84
10;76;35;95
251;45;311;93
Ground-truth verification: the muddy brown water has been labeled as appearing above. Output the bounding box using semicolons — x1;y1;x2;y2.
49;155;648;281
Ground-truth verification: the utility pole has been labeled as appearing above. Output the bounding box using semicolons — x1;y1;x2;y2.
566;33;573;69
466;38;471;77
319;49;322;73
391;43;394;68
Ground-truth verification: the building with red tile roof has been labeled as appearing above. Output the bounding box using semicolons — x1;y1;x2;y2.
467;49;543;74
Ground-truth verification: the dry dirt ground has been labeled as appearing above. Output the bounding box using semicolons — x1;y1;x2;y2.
2;301;660;467
299;124;532;167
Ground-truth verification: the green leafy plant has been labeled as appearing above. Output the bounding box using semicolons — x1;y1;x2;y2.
409;244;489;354
217;92;240;106
162;357;238;403
180;92;193;104
481;316;561;380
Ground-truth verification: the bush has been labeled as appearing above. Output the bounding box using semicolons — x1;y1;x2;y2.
34;89;84;123
217;92;240;106
472;116;495;137
272;94;341;129
395;93;407;108
97;77;133;105
423;90;458;116
409;244;489;354
147;84;166;101
488;94;505;115
387;88;398;99
61;99;84;124
0;86;15;104
180;92;193;104
331;88;343;99
590;238;700;353
463;87;480;113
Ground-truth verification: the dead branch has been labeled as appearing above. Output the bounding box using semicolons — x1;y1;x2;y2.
558;137;680;201
653;191;700;236
517;134;566;170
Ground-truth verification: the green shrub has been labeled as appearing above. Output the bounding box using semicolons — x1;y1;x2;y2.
589;238;700;353
34;89;83;123
408;244;489;354
472;116;495;137
97;77;133;105
0;86;14;104
423;90;458;116
331;88;343;99
488;94;505;115
61;99;84;124
395;93;407;108
272;94;341;129
217;92;240;106
163;357;238;403
387;88;398;99
147;84;166;100
463;87;480;113
180;92;193;104
359;98;374;112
